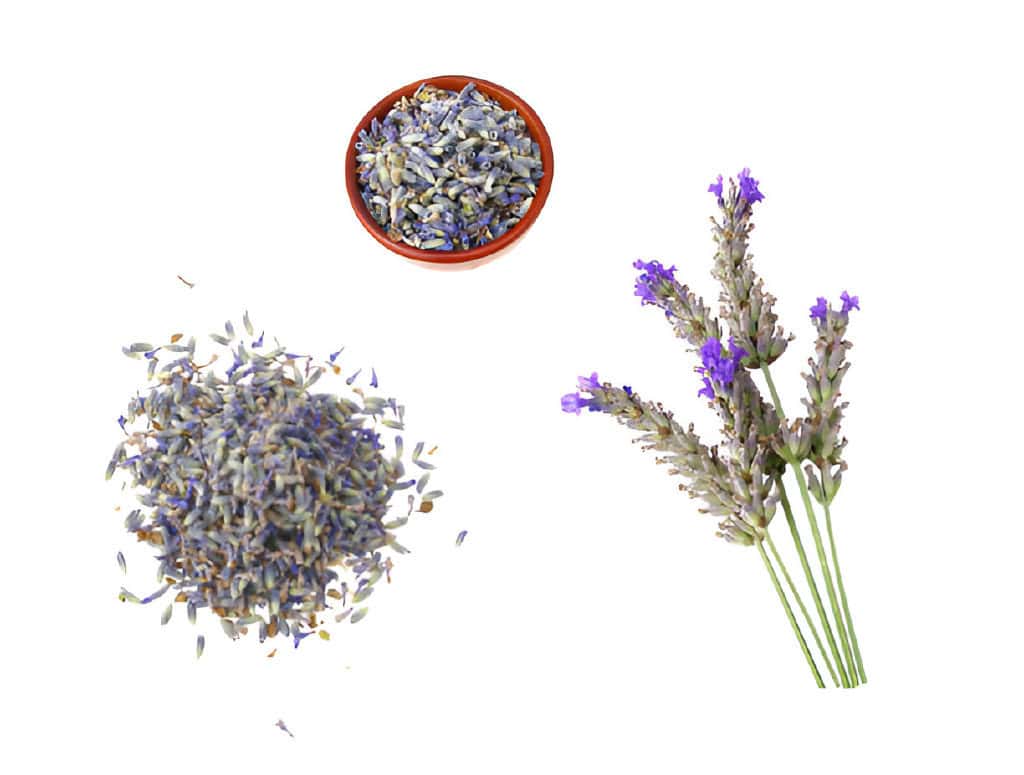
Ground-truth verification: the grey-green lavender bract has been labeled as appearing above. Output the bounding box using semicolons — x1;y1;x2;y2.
109;315;439;647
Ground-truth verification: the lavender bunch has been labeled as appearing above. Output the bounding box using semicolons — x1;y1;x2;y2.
563;170;867;688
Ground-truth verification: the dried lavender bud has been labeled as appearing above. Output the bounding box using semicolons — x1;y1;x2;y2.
355;82;543;251
802;293;860;503
707;169;791;366
110;314;438;647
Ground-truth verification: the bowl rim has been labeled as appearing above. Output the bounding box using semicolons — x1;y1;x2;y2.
345;74;554;265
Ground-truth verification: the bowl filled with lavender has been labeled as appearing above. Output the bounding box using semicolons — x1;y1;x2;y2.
346;75;553;265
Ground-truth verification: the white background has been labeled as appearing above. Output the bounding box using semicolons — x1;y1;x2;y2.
2;1;1022;772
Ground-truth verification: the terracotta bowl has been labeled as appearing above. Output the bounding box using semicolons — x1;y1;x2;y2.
346;75;554;265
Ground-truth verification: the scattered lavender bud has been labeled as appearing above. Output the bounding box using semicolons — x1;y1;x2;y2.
108;313;440;651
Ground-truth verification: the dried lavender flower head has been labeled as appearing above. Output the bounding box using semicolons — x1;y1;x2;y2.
109;314;439;647
355;81;544;251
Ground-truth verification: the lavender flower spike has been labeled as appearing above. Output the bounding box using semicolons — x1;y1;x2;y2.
708;169;791;366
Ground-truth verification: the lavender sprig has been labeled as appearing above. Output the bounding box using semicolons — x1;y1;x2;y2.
802;292;866;681
563;169;868;688
802;293;859;504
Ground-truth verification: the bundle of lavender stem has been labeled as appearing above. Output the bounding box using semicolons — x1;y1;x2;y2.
562;169;866;687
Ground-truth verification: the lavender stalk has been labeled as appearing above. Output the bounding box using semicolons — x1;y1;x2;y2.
764;530;838;687
757;538;824;687
776;475;849;687
804;293;867;683
764;364;858;685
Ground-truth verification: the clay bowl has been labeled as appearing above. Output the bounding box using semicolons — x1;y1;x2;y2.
345;75;553;266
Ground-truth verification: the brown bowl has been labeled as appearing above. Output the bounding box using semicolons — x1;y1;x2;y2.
346;75;554;265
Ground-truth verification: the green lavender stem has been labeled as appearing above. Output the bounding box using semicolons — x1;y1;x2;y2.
765;530;839;687
777;478;849;687
825;501;866;683
761;364;858;687
756;538;824;688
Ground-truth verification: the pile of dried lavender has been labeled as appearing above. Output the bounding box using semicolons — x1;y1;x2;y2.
109;313;441;654
562;170;867;688
355;82;543;251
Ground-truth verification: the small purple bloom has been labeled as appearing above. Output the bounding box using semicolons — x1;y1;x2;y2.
577;372;601;392
118;415;127;431
561;392;593;415
700;338;723;370
737;167;764;204
698;376;715;400
329;347;343;363
293;630;314;649
622;385;633;397
697;337;746;394
252;331;264;348
370;368;378;388
840;291;860;314
810;297;828;321
633;259;678;305
708;174;724;199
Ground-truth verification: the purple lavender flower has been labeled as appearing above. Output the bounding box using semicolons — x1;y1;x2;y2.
561;392;594;415
840;291;860;314
737;167;764;204
708;174;724;199
577;372;601;391
622;385;633;397
633;259;677;305
118;415;127;431
810;297;828;322
696;337;748;397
